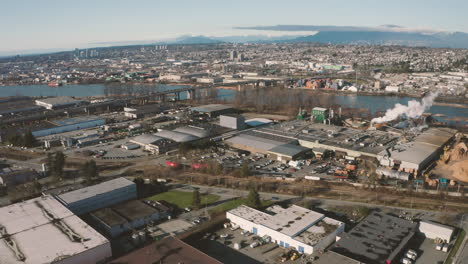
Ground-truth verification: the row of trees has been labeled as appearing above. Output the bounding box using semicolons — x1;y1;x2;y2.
46;151;66;180
81;160;99;183
46;151;99;183
191;186;261;210
7;131;36;148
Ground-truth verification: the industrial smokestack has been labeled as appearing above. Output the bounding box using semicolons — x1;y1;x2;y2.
371;92;439;124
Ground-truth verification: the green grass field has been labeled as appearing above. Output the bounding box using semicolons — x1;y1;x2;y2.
445;229;466;264
209;198;273;215
149;190;220;209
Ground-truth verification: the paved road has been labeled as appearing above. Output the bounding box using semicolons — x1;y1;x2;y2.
455;237;468;264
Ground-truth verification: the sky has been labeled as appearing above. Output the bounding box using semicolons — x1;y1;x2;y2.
1;0;468;55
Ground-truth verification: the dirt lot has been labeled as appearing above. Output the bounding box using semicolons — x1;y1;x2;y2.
0;147;44;160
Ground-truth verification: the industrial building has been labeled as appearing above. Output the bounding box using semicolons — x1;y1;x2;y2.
311;107;329;123
227;205;345;254
226;131;310;161
32;115;106;137
56;177;137;215
155;129;200;143
220;114;246;130
330;211;417;264
35;96;84;110
123;104;168;119
174;126;211;138
418;220;454;242
108;236;222;264
230;120;454;175
90;200;170;237
191;104;236;117
245;117;273;127
0;195;111;264
377;127;456;174
0;168;40;187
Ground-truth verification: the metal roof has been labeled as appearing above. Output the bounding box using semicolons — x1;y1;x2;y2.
52;115;103;126
156;130;199;142
191;104;234;113
268;144;310;158
174;126;210;138
57;177;135;204
131;134;164;145
245;118;273;127
226;133;285;152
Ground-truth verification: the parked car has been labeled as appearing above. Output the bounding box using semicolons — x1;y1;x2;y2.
250;242;259;248
401;257;413;264
290;251;300;261
220;234;229;238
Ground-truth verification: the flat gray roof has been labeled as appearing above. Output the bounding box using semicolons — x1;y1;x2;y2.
112;200;159;222
268;144;310;157
52;115;103;126
315;251;360;264
191;104;234;113
57;177;135;205
331;212;417;264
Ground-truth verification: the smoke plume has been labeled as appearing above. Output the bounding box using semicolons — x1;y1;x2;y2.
371;92;439;124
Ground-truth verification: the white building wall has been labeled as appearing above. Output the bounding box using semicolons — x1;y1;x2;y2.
314;223;345;252
226;212;317;254
32;119;106;137
418;221;454;242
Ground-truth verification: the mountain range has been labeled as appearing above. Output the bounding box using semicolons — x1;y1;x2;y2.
162;25;468;49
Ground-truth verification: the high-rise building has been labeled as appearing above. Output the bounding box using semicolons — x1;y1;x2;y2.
230;50;238;61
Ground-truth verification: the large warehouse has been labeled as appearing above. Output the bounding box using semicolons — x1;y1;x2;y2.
231;120;456;174
155;129;200;143
56;177;137;215
226;131;310;161
35;96;84;110
0;195;111;264
191;104;236;117
377;127;456;174
227;205;345;254
32;115;106;137
331;212;417;264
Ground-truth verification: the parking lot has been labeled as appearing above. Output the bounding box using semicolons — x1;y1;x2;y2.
194;225;316;264
408;235;449;264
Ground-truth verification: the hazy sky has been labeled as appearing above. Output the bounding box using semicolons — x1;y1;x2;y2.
2;0;468;54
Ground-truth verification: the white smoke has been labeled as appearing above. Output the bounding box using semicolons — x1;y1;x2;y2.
371;92;439;124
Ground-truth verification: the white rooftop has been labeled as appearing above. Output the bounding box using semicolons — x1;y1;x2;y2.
58;177;134;204
229;205;334;238
35;96;83;106
0;195;109;264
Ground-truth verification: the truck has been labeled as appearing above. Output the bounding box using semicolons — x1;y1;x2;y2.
305;175;322;181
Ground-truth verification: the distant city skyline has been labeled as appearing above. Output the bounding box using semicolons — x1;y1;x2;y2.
2;0;468;55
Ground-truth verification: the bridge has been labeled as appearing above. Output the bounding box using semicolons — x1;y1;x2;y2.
0;85;215;126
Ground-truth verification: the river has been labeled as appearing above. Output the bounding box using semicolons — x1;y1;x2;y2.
0;84;466;124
